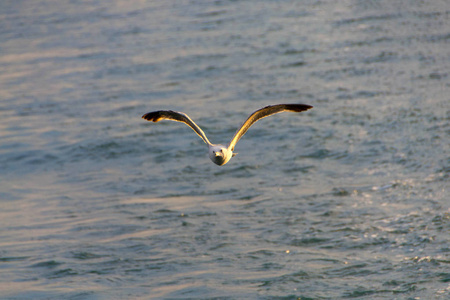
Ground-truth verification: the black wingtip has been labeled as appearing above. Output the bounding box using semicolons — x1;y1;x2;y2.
142;111;159;122
286;104;313;112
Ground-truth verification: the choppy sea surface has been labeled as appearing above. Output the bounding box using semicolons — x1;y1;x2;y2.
1;1;449;299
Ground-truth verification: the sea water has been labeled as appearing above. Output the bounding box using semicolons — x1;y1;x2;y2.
0;1;448;299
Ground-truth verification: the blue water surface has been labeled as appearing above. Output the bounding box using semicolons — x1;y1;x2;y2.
0;0;449;299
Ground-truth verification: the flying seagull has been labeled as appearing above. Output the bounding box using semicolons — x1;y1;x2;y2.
142;104;313;166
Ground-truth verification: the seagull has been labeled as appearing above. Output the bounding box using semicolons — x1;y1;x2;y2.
142;104;313;166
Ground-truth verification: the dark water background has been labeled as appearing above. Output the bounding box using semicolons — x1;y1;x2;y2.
0;0;449;299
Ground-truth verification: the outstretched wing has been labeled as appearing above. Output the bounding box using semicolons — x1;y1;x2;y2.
228;104;313;151
142;110;212;145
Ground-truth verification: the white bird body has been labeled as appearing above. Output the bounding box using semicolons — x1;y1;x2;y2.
142;104;313;166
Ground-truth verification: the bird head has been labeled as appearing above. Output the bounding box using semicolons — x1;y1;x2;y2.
209;145;232;166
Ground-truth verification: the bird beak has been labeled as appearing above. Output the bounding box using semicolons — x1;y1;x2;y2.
215;152;221;157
